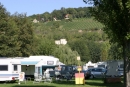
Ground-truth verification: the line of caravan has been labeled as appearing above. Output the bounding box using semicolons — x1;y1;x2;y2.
0;56;61;82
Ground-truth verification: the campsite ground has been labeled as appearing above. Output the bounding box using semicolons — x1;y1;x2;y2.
0;78;123;87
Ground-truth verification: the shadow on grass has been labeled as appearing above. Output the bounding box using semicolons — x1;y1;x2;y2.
86;80;124;87
0;81;18;84
12;85;55;87
53;79;124;87
54;80;75;85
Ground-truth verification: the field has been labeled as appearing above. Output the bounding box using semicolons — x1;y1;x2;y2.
42;18;104;30
0;79;123;87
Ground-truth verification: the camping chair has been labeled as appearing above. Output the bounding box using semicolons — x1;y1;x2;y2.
55;71;62;81
33;73;43;84
44;73;52;83
64;72;72;81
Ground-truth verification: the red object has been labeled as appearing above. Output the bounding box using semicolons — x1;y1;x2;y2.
12;77;15;80
75;73;84;78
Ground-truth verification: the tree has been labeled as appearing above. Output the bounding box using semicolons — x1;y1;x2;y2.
37;38;56;55
108;43;123;60
52;45;79;65
0;3;21;57
12;13;36;57
83;0;130;86
68;39;90;62
87;41;101;62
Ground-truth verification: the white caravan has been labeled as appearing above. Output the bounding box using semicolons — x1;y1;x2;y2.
35;56;59;76
0;58;21;81
85;61;97;70
21;56;59;78
97;61;107;69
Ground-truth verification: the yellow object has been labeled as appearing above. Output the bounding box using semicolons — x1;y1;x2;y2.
75;78;80;84
77;66;82;72
75;73;85;84
75;78;85;84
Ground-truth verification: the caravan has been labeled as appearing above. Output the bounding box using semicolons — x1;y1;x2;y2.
35;56;59;77
0;58;21;81
20;56;59;78
0;56;60;81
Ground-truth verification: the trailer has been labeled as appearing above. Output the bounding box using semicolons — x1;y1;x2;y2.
35;56;59;77
97;61;107;69
85;61;97;70
21;56;59;78
0;58;21;81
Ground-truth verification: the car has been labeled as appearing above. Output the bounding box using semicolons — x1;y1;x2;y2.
81;70;91;79
88;67;107;79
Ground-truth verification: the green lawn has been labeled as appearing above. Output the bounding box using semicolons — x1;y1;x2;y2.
0;79;124;87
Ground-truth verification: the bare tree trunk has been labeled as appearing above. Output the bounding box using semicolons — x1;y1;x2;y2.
123;41;130;87
123;44;126;87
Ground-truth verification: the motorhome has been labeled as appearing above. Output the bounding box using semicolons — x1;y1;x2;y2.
0;58;21;81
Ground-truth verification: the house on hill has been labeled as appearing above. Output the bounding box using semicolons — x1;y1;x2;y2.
33;19;39;23
65;14;70;20
55;39;67;45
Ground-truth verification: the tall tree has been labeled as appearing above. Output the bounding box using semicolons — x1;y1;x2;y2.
68;39;90;62
52;45;79;65
108;43;123;60
12;13;36;57
0;3;21;57
37;38;56;55
83;0;130;86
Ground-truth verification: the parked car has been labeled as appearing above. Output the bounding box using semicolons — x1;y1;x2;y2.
81;70;91;79
55;65;75;80
88;67;107;78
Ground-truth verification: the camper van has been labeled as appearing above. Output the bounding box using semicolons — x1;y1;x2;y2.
0;58;21;81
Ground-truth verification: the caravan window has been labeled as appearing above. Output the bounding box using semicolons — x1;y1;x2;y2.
13;65;18;71
0;65;8;71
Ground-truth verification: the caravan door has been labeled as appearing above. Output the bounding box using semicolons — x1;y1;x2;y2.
35;66;42;75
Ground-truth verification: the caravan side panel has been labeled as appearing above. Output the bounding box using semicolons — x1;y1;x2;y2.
0;59;21;81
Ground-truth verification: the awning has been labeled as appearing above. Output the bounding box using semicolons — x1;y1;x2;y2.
21;61;39;65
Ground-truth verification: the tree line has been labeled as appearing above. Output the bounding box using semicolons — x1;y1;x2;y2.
29;7;91;22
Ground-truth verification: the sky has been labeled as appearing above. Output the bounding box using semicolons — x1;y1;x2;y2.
0;0;92;16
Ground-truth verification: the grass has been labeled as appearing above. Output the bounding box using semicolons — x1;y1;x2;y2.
0;78;124;87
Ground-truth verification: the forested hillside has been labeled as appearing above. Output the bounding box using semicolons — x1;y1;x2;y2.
0;3;122;65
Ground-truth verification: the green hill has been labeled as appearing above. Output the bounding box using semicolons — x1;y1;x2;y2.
36;18;104;30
